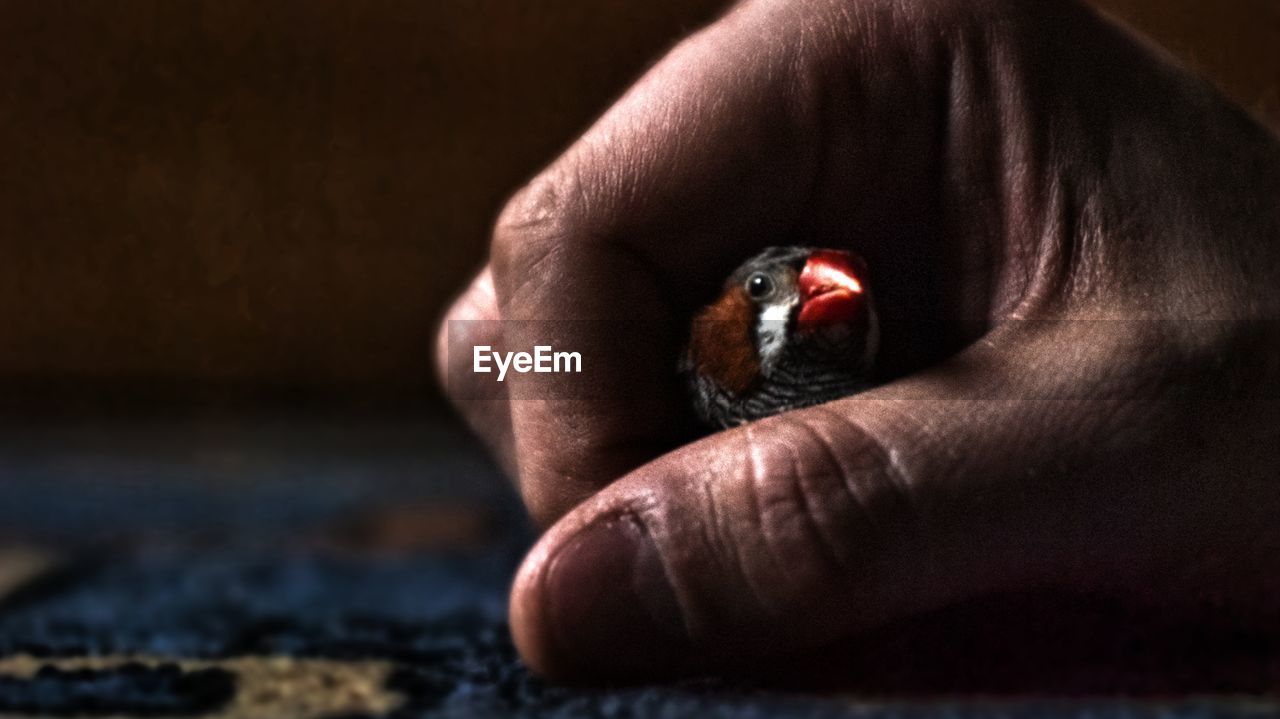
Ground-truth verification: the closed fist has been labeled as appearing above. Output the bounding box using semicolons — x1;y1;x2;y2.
437;0;1280;682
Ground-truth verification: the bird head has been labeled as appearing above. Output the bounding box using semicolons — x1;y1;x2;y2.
683;247;878;427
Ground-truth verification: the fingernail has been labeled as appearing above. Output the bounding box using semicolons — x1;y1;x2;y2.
542;513;687;680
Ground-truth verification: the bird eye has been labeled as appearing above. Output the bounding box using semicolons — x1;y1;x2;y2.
745;272;775;300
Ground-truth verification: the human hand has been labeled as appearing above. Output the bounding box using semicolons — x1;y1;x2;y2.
437;0;1280;681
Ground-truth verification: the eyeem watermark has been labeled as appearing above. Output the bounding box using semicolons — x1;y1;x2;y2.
448;318;1280;400
473;345;582;382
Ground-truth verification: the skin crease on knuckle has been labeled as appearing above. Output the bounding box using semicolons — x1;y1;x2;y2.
597;420;913;660
633;394;1025;664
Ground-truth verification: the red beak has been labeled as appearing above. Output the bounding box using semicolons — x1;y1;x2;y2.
797;250;864;332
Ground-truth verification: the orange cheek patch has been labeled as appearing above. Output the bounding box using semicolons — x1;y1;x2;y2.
689;287;759;395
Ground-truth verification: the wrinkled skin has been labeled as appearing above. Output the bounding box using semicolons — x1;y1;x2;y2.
435;0;1280;682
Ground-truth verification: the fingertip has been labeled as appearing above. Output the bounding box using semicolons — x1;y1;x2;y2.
508;532;559;677
434;268;499;391
510;512;689;682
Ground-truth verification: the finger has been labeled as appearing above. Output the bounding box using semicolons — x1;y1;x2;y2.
509;320;1271;680
489;0;967;524
435;267;516;477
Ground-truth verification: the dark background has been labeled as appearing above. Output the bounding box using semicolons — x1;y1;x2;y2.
0;0;1276;412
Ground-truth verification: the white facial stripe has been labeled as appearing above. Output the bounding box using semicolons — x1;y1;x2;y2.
756;297;797;372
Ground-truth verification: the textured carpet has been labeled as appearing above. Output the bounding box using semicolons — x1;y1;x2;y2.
1;416;1278;718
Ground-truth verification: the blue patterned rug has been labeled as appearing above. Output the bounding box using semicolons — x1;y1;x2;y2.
0;417;1276;718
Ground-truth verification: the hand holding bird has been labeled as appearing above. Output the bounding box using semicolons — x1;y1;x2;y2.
439;0;1280;683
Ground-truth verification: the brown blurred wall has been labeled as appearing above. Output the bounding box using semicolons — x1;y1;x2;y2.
0;0;1276;408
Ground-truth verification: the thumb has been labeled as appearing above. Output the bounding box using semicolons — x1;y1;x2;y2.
509;323;1203;680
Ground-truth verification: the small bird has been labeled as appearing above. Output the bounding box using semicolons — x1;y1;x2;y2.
682;246;879;428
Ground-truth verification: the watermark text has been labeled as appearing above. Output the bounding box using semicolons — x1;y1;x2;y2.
473;345;582;382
